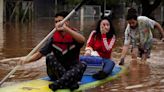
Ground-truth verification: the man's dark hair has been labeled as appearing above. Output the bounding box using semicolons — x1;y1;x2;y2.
126;8;138;20
55;11;69;18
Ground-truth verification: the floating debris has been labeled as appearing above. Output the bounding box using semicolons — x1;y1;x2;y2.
125;84;144;89
160;79;164;83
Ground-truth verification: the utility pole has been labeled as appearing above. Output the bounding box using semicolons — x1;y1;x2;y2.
55;0;58;14
104;0;106;14
0;0;4;53
0;0;3;23
80;7;84;31
161;6;163;24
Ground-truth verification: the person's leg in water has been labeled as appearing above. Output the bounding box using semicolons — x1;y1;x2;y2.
140;49;151;64
140;40;152;63
131;47;138;60
131;47;139;64
92;59;115;80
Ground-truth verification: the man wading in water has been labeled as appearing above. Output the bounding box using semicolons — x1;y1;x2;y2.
119;8;164;65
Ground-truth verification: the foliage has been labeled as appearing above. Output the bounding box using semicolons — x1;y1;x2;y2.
65;0;120;7
65;0;81;5
63;0;162;18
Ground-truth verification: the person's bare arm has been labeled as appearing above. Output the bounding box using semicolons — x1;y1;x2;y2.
64;26;85;43
119;44;130;65
56;21;85;43
19;52;43;65
28;52;43;62
120;45;129;59
154;22;164;40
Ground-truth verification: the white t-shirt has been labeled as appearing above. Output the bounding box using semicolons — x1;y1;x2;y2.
124;16;156;49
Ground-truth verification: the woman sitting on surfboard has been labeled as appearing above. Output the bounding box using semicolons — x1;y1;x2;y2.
80;17;116;80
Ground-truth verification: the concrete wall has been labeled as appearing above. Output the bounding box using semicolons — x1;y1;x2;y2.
0;0;3;23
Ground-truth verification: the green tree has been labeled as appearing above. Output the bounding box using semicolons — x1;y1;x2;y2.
140;0;161;18
125;0;162;19
65;0;120;8
65;0;81;5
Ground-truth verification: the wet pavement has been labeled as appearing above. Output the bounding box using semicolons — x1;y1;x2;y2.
0;20;164;91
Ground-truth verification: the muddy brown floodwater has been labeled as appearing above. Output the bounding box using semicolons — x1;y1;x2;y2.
0;20;164;92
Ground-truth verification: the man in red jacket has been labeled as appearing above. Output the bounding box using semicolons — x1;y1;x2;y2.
20;11;87;91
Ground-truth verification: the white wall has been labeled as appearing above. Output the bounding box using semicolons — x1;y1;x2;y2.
0;0;3;23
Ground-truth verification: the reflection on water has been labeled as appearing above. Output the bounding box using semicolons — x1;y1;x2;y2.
0;20;164;91
0;18;97;59
85;40;164;92
0;19;54;59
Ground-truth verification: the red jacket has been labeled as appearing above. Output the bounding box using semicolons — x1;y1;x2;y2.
53;31;74;53
50;29;83;67
86;31;116;59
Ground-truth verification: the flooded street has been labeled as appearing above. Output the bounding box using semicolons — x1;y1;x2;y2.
85;40;164;92
0;20;164;92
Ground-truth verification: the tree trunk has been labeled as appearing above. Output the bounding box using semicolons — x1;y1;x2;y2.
140;0;161;19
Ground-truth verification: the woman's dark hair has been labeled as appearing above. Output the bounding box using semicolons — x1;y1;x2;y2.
95;17;116;39
126;8;138;20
